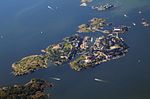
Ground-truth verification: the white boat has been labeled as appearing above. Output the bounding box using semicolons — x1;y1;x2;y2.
94;78;107;83
50;77;61;81
48;5;54;10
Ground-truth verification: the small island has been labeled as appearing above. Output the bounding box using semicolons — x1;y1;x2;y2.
80;0;93;7
77;18;129;34
141;18;150;27
91;3;115;11
12;55;49;76
0;78;53;98
77;18;111;33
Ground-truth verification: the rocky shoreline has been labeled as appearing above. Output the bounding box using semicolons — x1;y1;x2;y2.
0;78;53;98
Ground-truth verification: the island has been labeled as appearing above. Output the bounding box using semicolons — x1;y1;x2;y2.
77;18;129;34
12;55;49;76
77;18;112;33
0;78;53;98
12;31;129;75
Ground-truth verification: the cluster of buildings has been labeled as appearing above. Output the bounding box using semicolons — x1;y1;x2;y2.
70;34;129;71
44;34;94;65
